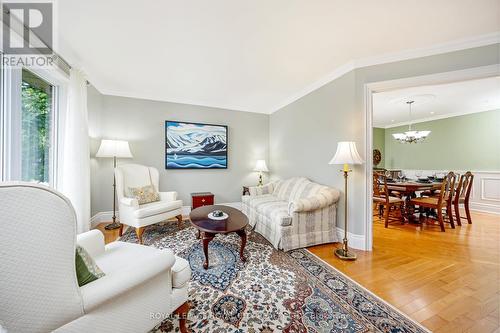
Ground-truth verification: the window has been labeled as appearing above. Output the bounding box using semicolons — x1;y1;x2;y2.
20;70;55;183
0;63;61;186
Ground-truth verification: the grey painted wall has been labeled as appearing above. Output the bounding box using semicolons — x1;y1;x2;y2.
270;44;499;236
88;89;269;216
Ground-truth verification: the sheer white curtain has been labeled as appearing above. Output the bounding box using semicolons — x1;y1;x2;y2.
59;68;90;233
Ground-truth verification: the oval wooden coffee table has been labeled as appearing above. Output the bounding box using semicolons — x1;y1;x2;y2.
189;205;248;269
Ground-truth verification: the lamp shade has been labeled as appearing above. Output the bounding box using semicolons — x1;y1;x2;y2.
96;139;133;158
253;160;269;172
328;141;364;165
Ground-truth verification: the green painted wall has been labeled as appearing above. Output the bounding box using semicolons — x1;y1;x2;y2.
373;127;385;168
384;109;500;170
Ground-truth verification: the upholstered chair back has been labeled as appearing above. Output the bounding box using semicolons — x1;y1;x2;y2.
115;164;160;200
0;182;84;333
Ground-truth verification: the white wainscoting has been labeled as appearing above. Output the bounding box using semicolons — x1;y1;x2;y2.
472;172;500;214
398;170;500;215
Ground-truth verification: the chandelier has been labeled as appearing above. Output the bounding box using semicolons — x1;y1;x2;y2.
392;100;431;143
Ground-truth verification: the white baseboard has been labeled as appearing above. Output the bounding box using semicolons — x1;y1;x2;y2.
470;202;500;215
90;211;115;228
336;228;367;251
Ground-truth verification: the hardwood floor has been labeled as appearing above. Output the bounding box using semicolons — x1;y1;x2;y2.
308;210;500;333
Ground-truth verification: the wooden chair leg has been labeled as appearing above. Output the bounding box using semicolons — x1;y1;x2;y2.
464;202;472;224
135;227;145;244
119;223;124;236
174;301;190;333
447;203;455;229
175;214;183;228
384;204;390;228
437;208;445;232
399;203;405;224
454;202;462;226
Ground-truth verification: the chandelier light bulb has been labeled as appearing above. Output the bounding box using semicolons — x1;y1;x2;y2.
392;100;431;143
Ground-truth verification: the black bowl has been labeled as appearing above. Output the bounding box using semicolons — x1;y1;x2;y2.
212;210;224;217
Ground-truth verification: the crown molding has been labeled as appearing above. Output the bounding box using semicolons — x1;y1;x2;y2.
87;71;268;114
269;32;500;114
267;61;356;114
380;108;500;129
96;87;269;115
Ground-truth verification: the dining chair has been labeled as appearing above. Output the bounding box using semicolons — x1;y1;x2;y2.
410;172;456;232
420;188;440;197
453;171;474;225
372;174;405;228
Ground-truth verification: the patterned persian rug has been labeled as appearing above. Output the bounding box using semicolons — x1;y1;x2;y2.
120;222;429;333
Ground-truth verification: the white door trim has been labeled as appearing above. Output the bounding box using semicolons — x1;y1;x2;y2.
363;64;500;251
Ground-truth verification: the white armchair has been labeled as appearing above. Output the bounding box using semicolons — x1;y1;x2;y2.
115;164;183;244
0;182;191;333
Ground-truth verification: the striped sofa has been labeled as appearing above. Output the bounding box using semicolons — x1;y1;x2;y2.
242;177;340;251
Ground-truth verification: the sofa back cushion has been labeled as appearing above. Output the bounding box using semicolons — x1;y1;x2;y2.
273;177;335;203
273;177;309;201
289;181;331;202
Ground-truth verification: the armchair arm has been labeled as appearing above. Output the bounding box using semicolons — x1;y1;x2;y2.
80;248;176;312
159;191;178;202
120;197;139;208
248;182;276;196
289;188;340;213
77;230;105;258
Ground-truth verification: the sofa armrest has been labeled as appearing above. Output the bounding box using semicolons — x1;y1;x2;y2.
289;188;340;213
159;191;178;202
80;248;176;312
248;182;275;196
77;230;105;258
120;197;139;208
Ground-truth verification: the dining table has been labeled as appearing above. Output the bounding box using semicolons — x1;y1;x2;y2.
387;180;442;223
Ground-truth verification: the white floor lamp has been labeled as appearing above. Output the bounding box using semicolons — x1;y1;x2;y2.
96;139;133;230
329;141;364;260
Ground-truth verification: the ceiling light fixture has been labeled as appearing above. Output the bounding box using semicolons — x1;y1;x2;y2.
392;101;431;144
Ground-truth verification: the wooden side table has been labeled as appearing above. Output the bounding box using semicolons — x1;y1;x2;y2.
191;192;214;209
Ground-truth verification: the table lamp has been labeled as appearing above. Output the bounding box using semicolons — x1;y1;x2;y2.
253;160;269;186
96;139;133;230
329;141;364;260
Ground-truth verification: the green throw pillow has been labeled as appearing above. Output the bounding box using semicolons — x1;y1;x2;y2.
75;245;105;287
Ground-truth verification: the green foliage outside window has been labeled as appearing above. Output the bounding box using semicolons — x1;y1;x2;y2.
21;72;52;183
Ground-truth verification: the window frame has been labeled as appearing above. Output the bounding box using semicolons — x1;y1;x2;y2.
0;60;68;187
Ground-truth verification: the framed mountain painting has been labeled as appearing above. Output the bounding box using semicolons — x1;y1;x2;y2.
165;121;228;169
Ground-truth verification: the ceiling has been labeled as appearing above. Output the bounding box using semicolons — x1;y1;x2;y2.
57;1;500;114
372;76;500;128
